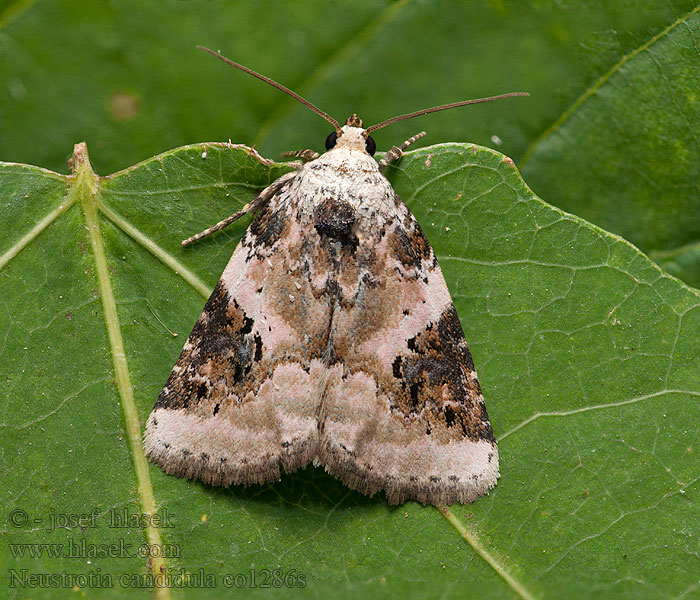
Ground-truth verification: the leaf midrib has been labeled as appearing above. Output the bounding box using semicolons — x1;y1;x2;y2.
70;145;171;599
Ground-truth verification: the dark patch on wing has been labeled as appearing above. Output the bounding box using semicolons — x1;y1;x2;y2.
390;304;495;442
314;197;357;249
388;218;432;270
249;201;287;247
155;281;264;411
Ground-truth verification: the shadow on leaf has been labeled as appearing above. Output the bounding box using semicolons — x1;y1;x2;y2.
194;464;386;510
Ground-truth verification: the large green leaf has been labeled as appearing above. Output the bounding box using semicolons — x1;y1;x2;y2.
2;142;699;598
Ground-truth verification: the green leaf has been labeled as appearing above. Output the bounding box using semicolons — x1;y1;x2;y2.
522;6;700;288
2;142;699;598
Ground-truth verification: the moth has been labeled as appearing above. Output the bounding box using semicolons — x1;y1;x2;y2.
144;47;527;505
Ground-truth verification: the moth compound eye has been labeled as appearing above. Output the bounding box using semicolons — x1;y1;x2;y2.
325;131;338;150
365;135;376;156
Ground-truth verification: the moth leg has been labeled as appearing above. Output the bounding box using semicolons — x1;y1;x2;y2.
281;149;320;168
378;131;427;171
282;148;319;161
181;171;296;246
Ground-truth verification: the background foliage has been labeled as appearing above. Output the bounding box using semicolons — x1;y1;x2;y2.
2;1;699;598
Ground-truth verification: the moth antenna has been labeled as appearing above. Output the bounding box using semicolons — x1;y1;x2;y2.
364;92;530;134
197;46;342;134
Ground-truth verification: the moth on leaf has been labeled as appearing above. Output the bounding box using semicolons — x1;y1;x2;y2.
144;47;527;505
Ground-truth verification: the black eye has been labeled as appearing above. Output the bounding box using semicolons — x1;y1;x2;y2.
325;131;338;150
365;135;376;156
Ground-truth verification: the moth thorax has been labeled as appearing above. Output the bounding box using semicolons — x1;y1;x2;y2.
345;114;363;127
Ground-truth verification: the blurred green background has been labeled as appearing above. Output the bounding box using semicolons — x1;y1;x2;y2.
2;0;699;284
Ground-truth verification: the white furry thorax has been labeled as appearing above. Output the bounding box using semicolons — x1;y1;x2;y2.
291;125;396;232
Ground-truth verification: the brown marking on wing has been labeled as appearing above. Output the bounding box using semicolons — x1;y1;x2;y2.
154;281;267;413
249;201;290;248
388;208;432;271
389;304;494;443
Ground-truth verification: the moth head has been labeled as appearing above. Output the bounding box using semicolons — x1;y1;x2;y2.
325;115;377;156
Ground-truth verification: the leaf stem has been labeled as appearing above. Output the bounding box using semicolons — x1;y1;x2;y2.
440;507;537;600
72;143;171;599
